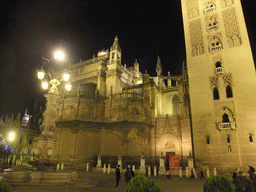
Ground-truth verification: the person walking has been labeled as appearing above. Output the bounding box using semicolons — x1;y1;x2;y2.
125;168;132;186
131;167;135;177
200;170;205;180
190;169;195;180
115;165;121;189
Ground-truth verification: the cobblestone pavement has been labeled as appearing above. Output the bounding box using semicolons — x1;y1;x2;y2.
11;170;204;192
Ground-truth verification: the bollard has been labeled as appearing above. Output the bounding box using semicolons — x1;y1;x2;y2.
61;162;64;170
108;164;111;174
179;167;182;178
86;163;89;172
57;163;60;170
186;167;189;178
206;168;210;178
213;168;217;176
148;166;151;176
154;166;157;177
103;164;106;173
132;165;135;173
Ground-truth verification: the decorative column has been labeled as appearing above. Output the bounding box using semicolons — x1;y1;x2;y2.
86;163;89;171
179;167;183;178
206;168;210;178
118;155;122;170
103;164;106;173
213;168;217;176
148;166;151;176
96;154;102;170
188;155;194;170
158;152;166;175
154;166;157;177
108;164;111;174
35;79;60;163
139;154;146;174
186;167;189;178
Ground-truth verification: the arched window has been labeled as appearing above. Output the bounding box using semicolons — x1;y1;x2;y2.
227;134;230;143
226;85;233;98
215;61;221;68
215;61;223;74
209;36;223;52
206;135;210;144
198;44;204;55
204;2;216;13
227;36;234;48
249;133;253;142
192;45;198;57
173;95;179;115
234;35;241;46
213;87;219;100
222;113;230;123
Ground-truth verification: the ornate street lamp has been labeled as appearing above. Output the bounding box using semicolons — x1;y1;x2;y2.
35;51;71;164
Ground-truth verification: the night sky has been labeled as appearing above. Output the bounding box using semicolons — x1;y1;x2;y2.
0;0;255;117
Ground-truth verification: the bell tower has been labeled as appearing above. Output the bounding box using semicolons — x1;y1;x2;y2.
106;36;122;96
181;0;256;172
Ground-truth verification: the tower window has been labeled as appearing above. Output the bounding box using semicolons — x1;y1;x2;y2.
226;85;233;98
215;61;223;74
213;87;219;100
222;113;230;123
215;62;221;68
209;36;223;52
112;53;115;60
206;136;210;144
249;134;253;142
227;134;230;143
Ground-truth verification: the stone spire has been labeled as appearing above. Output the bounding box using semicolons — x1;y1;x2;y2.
156;56;162;76
110;35;121;52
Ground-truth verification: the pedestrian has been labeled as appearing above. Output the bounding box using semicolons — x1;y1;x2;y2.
115;165;121;189
200;170;204;179
232;172;237;180
190;169;195;180
125;168;132;186
166;170;171;179
131;167;135;177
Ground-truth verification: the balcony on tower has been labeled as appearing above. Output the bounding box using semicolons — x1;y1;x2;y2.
217;122;236;130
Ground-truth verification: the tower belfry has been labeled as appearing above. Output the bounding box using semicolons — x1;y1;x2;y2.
181;0;256;171
106;36;122;96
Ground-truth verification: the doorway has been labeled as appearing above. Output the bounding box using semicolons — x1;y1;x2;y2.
166;152;175;170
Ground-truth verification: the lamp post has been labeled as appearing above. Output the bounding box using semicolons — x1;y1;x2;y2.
35;51;71;164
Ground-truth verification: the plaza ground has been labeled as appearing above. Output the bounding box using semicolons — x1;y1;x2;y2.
9;170;204;192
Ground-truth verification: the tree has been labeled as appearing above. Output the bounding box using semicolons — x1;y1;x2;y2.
203;175;234;192
124;174;163;192
0;136;14;170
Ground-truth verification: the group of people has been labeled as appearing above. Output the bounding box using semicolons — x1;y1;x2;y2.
115;165;135;189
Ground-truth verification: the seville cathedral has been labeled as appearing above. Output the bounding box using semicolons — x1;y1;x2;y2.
53;36;192;170
1;0;256;175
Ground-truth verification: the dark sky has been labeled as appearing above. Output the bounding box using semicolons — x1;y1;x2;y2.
0;0;255;117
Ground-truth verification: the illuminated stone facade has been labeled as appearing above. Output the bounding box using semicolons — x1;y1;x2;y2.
181;0;256;174
0;111;39;165
53;37;192;169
